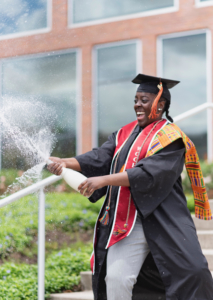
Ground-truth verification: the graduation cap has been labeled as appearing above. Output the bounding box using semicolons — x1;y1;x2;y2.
132;74;180;119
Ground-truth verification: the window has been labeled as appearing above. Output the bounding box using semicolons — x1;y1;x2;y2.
70;0;176;25
195;0;213;7
1;51;79;168
0;0;50;38
158;31;210;159
94;41;140;146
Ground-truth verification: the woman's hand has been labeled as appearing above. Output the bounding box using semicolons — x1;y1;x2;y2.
47;157;66;176
78;176;107;197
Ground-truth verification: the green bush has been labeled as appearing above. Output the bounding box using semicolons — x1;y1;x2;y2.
0;245;92;300
0;193;103;259
186;194;194;213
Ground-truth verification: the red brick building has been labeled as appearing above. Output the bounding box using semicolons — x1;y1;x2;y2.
0;0;213;165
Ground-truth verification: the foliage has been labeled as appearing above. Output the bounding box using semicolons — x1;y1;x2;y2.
186;194;194;213
0;245;92;300
0;192;103;260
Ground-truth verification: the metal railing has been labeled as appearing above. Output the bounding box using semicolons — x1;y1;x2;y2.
0;102;213;299
0;175;62;300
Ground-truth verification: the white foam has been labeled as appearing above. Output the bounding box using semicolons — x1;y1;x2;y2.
0;96;57;196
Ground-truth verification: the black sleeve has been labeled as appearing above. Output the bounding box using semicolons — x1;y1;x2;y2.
126;138;185;218
75;132;117;203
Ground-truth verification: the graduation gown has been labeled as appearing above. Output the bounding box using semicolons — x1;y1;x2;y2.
75;124;213;300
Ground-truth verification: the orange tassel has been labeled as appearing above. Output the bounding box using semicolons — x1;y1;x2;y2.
148;83;163;119
119;164;125;173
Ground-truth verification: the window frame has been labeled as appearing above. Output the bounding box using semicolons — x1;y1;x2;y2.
0;0;52;41
0;48;82;169
195;0;213;7
92;39;142;148
68;0;179;28
157;29;212;161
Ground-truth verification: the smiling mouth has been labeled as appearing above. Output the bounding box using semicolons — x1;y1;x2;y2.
136;112;145;116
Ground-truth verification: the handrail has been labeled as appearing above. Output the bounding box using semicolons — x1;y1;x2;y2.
0;174;62;209
173;102;213;123
1;101;213;300
0;174;62;300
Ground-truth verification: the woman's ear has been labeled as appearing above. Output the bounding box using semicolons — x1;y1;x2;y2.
158;100;166;112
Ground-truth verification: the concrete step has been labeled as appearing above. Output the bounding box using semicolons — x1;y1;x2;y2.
197;230;213;248
50;291;93;300
80;271;92;291
50;272;213;300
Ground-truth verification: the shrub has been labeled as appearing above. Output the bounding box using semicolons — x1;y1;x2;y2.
0;245;92;300
0;193;103;260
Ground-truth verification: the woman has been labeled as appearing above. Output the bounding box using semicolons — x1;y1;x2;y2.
48;74;213;300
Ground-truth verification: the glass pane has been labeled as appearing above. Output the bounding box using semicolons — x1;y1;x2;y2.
2;53;77;168
97;43;137;146
0;0;48;36
162;33;207;159
72;0;174;23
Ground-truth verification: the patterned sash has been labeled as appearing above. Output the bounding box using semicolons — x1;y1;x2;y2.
146;122;213;220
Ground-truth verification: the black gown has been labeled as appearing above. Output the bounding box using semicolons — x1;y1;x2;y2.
75;125;213;300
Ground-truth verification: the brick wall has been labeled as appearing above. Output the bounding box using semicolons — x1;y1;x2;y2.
0;0;213;154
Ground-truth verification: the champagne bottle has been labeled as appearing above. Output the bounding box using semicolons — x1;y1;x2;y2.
46;159;91;197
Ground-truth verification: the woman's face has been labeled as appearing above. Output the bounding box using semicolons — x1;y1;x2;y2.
134;92;165;128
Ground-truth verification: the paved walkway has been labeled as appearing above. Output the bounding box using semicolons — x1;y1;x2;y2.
50;291;93;300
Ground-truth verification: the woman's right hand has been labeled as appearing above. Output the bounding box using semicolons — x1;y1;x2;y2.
47;157;66;176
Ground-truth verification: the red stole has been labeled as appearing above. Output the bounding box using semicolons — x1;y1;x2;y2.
106;119;167;248
90;119;167;273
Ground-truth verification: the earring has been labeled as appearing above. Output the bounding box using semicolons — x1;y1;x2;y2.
158;108;162;111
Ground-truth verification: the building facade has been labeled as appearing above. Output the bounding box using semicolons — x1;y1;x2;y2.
0;0;213;166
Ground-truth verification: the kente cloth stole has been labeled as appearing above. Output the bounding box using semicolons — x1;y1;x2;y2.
105;119;167;249
147;122;213;221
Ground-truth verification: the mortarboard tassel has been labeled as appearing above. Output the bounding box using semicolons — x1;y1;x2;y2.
148;83;163;119
99;206;110;225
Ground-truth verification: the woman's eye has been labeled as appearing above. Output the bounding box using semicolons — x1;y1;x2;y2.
134;99;137;104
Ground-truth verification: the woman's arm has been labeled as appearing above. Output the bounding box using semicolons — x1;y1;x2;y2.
47;131;117;177
78;172;130;197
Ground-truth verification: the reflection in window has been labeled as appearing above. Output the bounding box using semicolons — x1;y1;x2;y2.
2;53;77;168
0;0;48;36
71;0;174;24
162;33;207;158
96;43;137;146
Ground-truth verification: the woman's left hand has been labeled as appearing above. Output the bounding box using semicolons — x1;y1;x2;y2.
78;176;106;197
